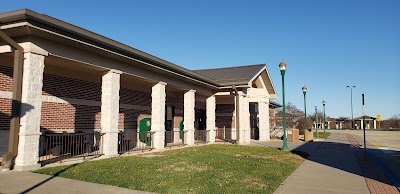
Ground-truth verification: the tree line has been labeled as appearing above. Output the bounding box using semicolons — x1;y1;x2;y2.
274;102;400;131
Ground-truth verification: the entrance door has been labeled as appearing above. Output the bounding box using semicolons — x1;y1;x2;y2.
195;109;206;130
165;106;174;144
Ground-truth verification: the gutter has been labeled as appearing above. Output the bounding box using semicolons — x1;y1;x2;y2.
0;29;24;170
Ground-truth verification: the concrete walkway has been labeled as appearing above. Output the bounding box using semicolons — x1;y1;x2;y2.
0;171;155;194
252;133;371;194
0;130;9;164
260;132;400;194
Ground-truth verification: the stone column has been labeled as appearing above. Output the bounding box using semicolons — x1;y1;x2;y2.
327;121;331;129
101;70;121;156
238;91;250;144
336;122;339;129
340;122;343;129
258;101;270;141
151;82;166;150
184;90;195;145
206;95;216;143
374;120;377;129
14;52;46;171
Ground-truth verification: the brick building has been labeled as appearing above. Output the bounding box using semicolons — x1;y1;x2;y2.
0;9;278;170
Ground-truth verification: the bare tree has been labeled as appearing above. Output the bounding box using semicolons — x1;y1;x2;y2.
381;114;400;129
275;102;304;130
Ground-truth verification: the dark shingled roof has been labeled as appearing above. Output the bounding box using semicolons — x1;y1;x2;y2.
192;64;266;86
354;115;377;120
269;101;282;109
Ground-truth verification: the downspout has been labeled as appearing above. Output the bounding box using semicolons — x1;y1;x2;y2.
0;29;24;170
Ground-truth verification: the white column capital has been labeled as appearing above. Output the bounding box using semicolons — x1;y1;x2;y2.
108;69;123;74
20;42;49;56
154;81;167;86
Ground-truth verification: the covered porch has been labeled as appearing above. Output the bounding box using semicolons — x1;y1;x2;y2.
0;9;277;170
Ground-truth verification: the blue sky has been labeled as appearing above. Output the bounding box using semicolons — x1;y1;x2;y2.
1;1;399;119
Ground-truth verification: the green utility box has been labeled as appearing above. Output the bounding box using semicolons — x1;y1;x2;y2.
179;120;184;139
139;118;152;146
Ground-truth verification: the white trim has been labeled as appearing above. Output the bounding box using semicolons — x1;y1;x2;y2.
264;66;278;99
248;66;267;86
0;91;12;99
0;45;12;53
1;91;154;111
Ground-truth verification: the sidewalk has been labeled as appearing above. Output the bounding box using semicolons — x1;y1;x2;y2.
263;132;400;194
262;133;371;194
0;171;155;194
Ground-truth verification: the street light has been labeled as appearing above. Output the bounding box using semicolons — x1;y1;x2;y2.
322;100;326;136
315;106;318;138
279;60;289;151
302;85;307;131
347;86;356;129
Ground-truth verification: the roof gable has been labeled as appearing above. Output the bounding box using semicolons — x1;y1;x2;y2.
192;64;265;86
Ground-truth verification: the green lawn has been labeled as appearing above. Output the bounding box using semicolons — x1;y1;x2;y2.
314;131;331;139
35;144;305;194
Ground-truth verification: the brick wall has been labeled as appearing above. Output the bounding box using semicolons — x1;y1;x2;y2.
0;65;13;92
216;104;235;128
40;102;101;131
42;73;101;101
195;101;206;110
40;73;102;131
118;109;151;131
0;66;12;130
120;88;151;106
0;98;11;130
166;96;183;129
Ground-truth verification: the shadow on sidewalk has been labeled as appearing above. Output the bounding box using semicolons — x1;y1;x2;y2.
19;156;100;194
284;134;400;192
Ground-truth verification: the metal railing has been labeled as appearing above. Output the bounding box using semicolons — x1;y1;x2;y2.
118;131;153;154
194;130;208;144
215;128;234;143
165;130;185;148
39;131;103;163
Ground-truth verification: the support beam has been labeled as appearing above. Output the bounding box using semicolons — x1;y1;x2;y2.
101;69;121;156
0;30;24;170
14;52;46;171
184;90;195;145
206;95;216;143
151;82;167;150
258;101;270;141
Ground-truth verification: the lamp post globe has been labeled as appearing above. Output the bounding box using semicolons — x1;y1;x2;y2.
279;60;289;151
302;85;307;132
